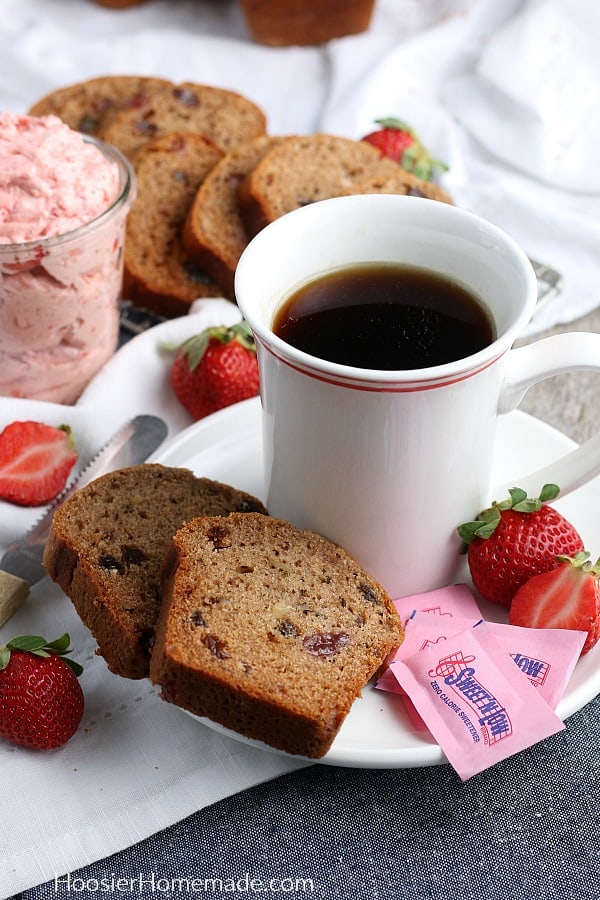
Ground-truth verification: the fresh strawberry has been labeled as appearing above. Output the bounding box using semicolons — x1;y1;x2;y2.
170;321;260;421
0;634;84;750
509;552;600;654
361;117;448;181
0;420;77;506
457;484;584;608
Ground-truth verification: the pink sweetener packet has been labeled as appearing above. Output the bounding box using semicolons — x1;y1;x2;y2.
379;612;585;700
374;667;431;731
378;613;586;732
473;620;586;710
393;626;565;781
378;584;481;696
403;695;431;732
376;611;486;731
375;612;478;695
393;584;481;627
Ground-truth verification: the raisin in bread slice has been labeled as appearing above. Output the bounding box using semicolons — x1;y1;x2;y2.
123;131;224;317
99;81;267;161
42;465;267;680
28;75;173;136
150;512;403;759
341;170;454;204
238;133;400;236
182;135;283;299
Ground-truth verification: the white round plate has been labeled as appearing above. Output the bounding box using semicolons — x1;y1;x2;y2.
151;396;600;769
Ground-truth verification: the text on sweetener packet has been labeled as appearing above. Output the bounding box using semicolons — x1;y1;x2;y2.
377;611;585;711
473;620;585;710
375;611;476;695
392;626;565;781
380;584;481;698
392;583;481;627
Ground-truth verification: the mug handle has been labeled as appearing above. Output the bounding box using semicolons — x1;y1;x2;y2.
497;331;600;496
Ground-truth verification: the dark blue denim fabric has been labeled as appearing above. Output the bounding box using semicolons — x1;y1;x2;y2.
20;693;600;900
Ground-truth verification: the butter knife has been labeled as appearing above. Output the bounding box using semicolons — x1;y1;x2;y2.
0;414;168;627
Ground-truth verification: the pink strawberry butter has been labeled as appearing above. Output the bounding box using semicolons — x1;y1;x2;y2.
0;112;136;403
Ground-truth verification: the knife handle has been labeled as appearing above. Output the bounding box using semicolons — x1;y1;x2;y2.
0;570;29;627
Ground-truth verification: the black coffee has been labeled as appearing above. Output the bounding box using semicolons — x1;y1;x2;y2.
272;264;495;370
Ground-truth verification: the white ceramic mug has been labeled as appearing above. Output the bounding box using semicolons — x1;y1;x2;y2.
235;195;600;598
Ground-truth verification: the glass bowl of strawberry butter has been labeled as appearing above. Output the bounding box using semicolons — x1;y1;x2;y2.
0;112;136;403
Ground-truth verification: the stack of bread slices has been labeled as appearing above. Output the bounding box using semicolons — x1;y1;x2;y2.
29;75;453;317
43;464;404;759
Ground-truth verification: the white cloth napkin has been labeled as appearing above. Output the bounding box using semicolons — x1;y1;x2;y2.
320;0;600;333
1;0;600;335
0;299;308;899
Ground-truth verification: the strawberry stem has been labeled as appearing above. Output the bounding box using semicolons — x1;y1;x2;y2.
173;321;257;371
374;117;416;135
556;551;600;575
372;117;449;176
0;633;83;676
457;483;561;545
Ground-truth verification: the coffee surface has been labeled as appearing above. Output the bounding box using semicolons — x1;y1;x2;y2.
273;264;495;370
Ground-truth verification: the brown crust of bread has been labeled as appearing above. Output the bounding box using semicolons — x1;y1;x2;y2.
123;131;225;316
99;81;267;161
237;133;401;236
341;170;454;204
28;75;173;136
182;135;284;299
90;0;150;7
239;0;376;46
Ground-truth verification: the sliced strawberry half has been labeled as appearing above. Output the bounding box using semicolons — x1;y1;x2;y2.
0;420;78;506
509;551;600;654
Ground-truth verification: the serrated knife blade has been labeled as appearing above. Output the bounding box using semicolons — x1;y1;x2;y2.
0;414;168;627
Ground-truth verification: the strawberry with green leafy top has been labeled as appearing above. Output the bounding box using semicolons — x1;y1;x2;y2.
509;552;600;654
0;634;84;750
170;321;260;421
0;420;77;506
457;484;584;608
361;117;448;181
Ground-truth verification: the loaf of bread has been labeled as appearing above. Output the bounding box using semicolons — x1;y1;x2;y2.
99;81;267;160
27;75;173;136
123;131;225;316
182;135;283;299
90;0;150;7
88;1;375;45
240;0;376;46
42;465;267;680
238;133;401;236
150;512;403;758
